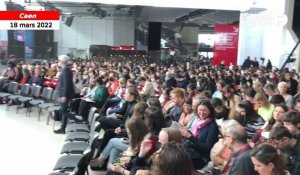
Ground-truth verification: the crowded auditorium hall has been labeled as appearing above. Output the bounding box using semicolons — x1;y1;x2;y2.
1;0;300;175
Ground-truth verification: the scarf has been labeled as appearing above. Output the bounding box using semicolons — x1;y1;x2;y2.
191;117;213;137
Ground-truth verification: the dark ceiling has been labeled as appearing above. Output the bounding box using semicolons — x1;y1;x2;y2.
33;0;239;26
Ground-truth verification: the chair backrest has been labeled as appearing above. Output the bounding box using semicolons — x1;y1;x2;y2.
89;120;100;142
90;113;100;128
73;141;99;175
87;107;97;124
51;90;60;103
20;84;31;96
31;85;42;98
8;82;19;94
42;87;54;101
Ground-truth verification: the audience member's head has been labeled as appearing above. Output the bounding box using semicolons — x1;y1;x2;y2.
150;142;193;175
147;98;162;108
220;119;240;135
162;88;172;98
254;92;269;108
186;83;197;97
170;88;185;106
125;117;149;150
201;90;212;99
196;99;215;120
95;76;104;86
293;96;300;112
119;78;127;88
131;102;149;118
252;81;263;93
158;128;182;145
283;111;300;135
277;82;289;95
126;79;136;87
143;107;166;135
211;97;229;120
271;125;293;149
243;88;256;102
216;80;226;91
263;83;276;97
124;86;141;102
269;94;285;105
224;125;248;149
251;143;286;175
182;97;193;114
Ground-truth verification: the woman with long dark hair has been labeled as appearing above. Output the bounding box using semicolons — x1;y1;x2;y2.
251;143;287;175
181;99;219;169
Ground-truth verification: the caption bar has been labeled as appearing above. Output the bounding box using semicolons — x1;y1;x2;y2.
0;11;60;30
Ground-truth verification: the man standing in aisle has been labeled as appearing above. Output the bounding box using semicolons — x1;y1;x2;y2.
54;55;75;134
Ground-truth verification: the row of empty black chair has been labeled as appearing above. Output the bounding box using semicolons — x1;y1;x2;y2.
49;107;101;175
0;82;103;175
0;82;61;125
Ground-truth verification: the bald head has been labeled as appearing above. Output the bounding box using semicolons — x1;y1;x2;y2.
227;125;248;144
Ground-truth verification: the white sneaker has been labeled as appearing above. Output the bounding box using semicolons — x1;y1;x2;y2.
75;115;83;120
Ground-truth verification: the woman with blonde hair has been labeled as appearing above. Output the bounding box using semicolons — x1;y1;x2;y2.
254;92;274;122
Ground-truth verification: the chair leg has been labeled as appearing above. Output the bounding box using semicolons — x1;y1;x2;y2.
38;108;42;121
52;119;56;130
46;112;51;125
16;104;19;114
26;107;29;117
28;106;31;117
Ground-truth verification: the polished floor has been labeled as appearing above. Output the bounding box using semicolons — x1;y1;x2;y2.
0;104;105;175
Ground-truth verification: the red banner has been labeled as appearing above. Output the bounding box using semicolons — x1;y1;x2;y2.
0;11;60;20
213;24;239;66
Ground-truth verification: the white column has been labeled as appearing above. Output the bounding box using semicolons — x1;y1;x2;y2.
237;0;295;69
